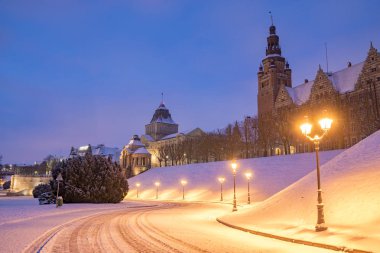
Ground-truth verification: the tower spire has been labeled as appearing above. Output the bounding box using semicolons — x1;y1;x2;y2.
161;92;164;105
269;11;274;26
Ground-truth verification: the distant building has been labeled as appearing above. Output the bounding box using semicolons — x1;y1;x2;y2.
144;101;179;141
141;100;205;167
119;135;151;177
257;22;380;155
69;144;120;163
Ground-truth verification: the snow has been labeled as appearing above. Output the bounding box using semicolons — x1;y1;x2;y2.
328;62;364;93
161;132;179;140
0;197;147;252
286;80;314;105
134;147;151;155
155;116;176;124
220;130;380;252
128;138;144;147
127;150;341;202
286;62;364;105
141;134;154;142
265;54;282;59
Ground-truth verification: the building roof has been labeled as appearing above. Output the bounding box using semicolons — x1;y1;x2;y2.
160;128;204;140
134;147;151;155
149;102;177;125
286;62;364;105
328;62;364;93
285;80;314;105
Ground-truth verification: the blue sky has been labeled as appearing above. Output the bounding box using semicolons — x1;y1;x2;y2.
1;0;380;164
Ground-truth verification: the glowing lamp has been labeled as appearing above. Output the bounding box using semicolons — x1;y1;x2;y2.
218;177;225;183
245;172;252;180
136;183;141;187
231;161;238;173
154;181;160;187
319;118;333;131
180;180;187;186
300;122;312;135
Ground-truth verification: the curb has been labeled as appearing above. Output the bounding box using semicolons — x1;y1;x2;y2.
216;218;373;253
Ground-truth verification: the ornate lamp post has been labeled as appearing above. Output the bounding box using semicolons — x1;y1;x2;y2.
154;181;160;199
300;115;333;232
245;172;252;204
218;177;225;201
136;183;141;198
231;161;238;212
180;180;187;200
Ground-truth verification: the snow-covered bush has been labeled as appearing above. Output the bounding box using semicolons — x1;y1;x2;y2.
3;180;11;190
32;183;51;198
51;154;128;203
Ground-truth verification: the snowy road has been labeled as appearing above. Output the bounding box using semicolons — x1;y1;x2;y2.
18;201;334;253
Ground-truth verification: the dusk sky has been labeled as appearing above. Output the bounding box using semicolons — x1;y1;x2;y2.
1;0;380;164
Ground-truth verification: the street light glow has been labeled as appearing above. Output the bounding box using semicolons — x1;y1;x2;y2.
180;180;187;186
300;122;312;135
218;177;225;183
319;118;333;131
155;181;160;187
136;183;141;187
231;161;237;173
245;172;252;180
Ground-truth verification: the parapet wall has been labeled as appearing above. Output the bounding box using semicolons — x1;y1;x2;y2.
11;175;51;195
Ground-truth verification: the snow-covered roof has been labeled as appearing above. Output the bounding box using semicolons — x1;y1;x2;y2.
328;62;364;93
160;128;204;140
265;54;282;59
155;117;176;124
285;80;314;105
286;61;364;105
128;138;144;147
92;145;120;157
149;102;177;125
134;147;151;155
141;134;154;142
161;133;179;140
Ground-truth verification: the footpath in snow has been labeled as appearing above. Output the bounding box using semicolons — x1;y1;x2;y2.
127;150;341;203
220;130;380;253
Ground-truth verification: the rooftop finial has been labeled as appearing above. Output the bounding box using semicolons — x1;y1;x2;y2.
269;11;274;26
370;41;374;49
161;92;164;105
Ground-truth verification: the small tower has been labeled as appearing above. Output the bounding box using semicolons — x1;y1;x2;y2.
257;18;292;117
145;99;179;141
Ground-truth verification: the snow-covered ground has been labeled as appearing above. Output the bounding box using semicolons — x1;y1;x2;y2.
0;197;147;252
221;130;380;252
127;150;341;203
1;198;334;253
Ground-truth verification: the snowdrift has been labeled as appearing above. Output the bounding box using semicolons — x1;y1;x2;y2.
126;150;341;203
221;130;380;251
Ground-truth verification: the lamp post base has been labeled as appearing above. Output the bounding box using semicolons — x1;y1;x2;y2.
315;223;328;232
232;199;237;212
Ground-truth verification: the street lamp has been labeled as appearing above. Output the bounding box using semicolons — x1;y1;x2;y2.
56;173;63;208
231;161;238;212
218;177;225;201
180;180;187;200
154;181;160;199
245;172;252;204
300;115;333;232
136;183;141;198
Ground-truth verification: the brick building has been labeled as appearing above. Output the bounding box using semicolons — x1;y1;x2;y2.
257;23;380;155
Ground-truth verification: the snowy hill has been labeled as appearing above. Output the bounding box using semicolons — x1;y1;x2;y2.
126;150;341;202
221;130;380;252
